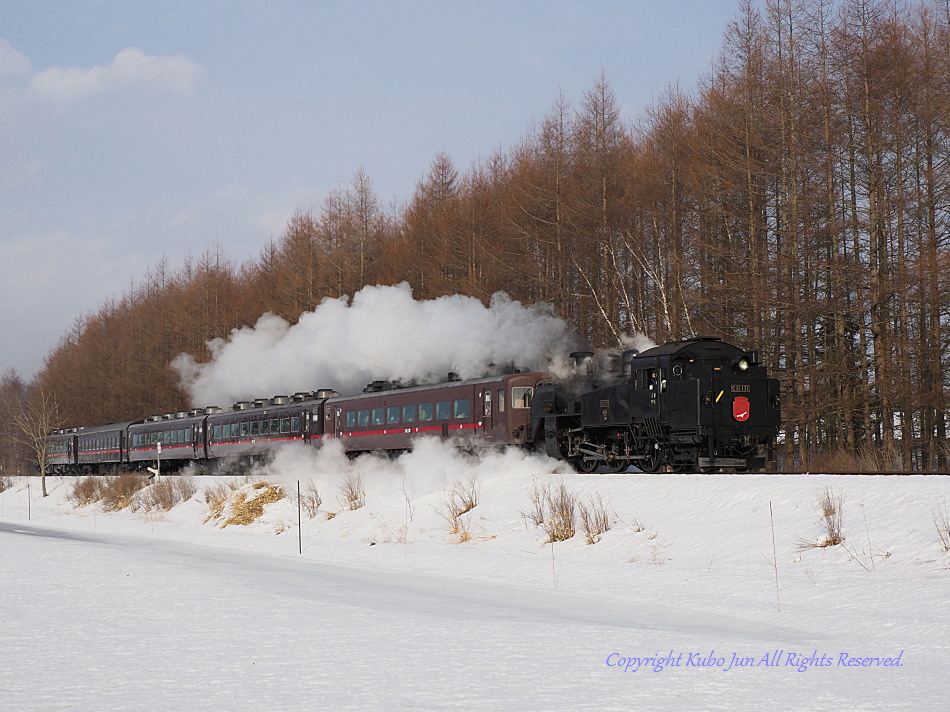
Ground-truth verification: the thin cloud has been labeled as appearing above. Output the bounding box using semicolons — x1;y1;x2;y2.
0;39;31;80
28;46;205;105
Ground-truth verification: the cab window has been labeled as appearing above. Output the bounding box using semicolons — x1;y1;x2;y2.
511;387;534;408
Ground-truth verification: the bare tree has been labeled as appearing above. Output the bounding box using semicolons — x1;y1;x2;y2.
9;388;62;497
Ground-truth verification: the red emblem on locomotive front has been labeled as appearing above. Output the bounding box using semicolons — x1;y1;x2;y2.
733;396;750;422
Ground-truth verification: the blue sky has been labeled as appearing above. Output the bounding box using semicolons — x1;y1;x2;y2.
0;0;743;378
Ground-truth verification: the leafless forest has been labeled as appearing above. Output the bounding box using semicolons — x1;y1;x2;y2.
2;0;949;473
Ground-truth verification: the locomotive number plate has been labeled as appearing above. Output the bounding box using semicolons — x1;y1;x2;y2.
731;384;751;393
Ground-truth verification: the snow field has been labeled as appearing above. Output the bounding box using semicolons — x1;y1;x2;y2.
1;441;949;710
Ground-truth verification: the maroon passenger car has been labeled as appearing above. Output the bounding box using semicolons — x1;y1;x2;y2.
319;372;547;453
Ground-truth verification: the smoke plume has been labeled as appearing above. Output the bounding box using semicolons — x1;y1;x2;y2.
172;283;584;407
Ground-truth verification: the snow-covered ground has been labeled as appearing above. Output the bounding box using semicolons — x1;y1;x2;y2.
2;442;948;711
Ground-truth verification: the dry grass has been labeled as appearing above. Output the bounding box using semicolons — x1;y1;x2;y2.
577;493;612;545
0;475;12;494
99;474;150;511
136;477;197;511
818;487;845;546
435;475;479;541
69;476;102;506
204;480;244;521
338;473;366;511
807;446;890;473
933;504;950;552
523;481;577;543
799;487;845;549
522;483;546;528
300;481;322;519
223;481;285;526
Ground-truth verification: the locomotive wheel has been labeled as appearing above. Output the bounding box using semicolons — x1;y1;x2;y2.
574;456;600;474
639;442;662;473
605;460;628;474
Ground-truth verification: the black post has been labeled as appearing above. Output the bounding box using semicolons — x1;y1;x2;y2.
297;480;302;555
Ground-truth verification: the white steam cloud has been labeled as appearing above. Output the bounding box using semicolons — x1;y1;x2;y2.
258;437;571;504
173;283;584;407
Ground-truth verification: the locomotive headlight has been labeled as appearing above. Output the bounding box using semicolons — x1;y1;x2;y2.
737;357;750;371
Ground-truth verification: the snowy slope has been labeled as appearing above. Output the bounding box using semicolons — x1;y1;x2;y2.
1;443;948;711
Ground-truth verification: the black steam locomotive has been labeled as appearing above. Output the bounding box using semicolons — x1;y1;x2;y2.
46;337;779;474
528;337;781;472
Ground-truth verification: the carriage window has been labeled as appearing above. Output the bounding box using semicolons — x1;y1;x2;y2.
270;419;280;434
280;418;291;434
230;423;240;438
291;417;300;432
419;403;433;421
511;387;534;409
387;407;400;424
372;408;385;426
498;389;505;412
436;401;451;420
358;410;370;427
260;419;270;435
346;411;356;428
240;422;249;437
213;426;222;440
251;421;259;436
402;405;416;423
454;399;470;419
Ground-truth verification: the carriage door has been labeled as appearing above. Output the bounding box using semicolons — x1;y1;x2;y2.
481;390;494;441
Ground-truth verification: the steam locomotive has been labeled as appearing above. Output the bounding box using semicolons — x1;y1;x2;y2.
531;337;781;472
45;337;780;474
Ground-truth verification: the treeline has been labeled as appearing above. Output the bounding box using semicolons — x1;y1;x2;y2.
15;0;950;472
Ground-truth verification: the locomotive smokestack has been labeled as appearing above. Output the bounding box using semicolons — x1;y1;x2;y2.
570;351;594;375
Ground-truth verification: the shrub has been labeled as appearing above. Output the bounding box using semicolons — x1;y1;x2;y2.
0;475;11;494
338;473;365;511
